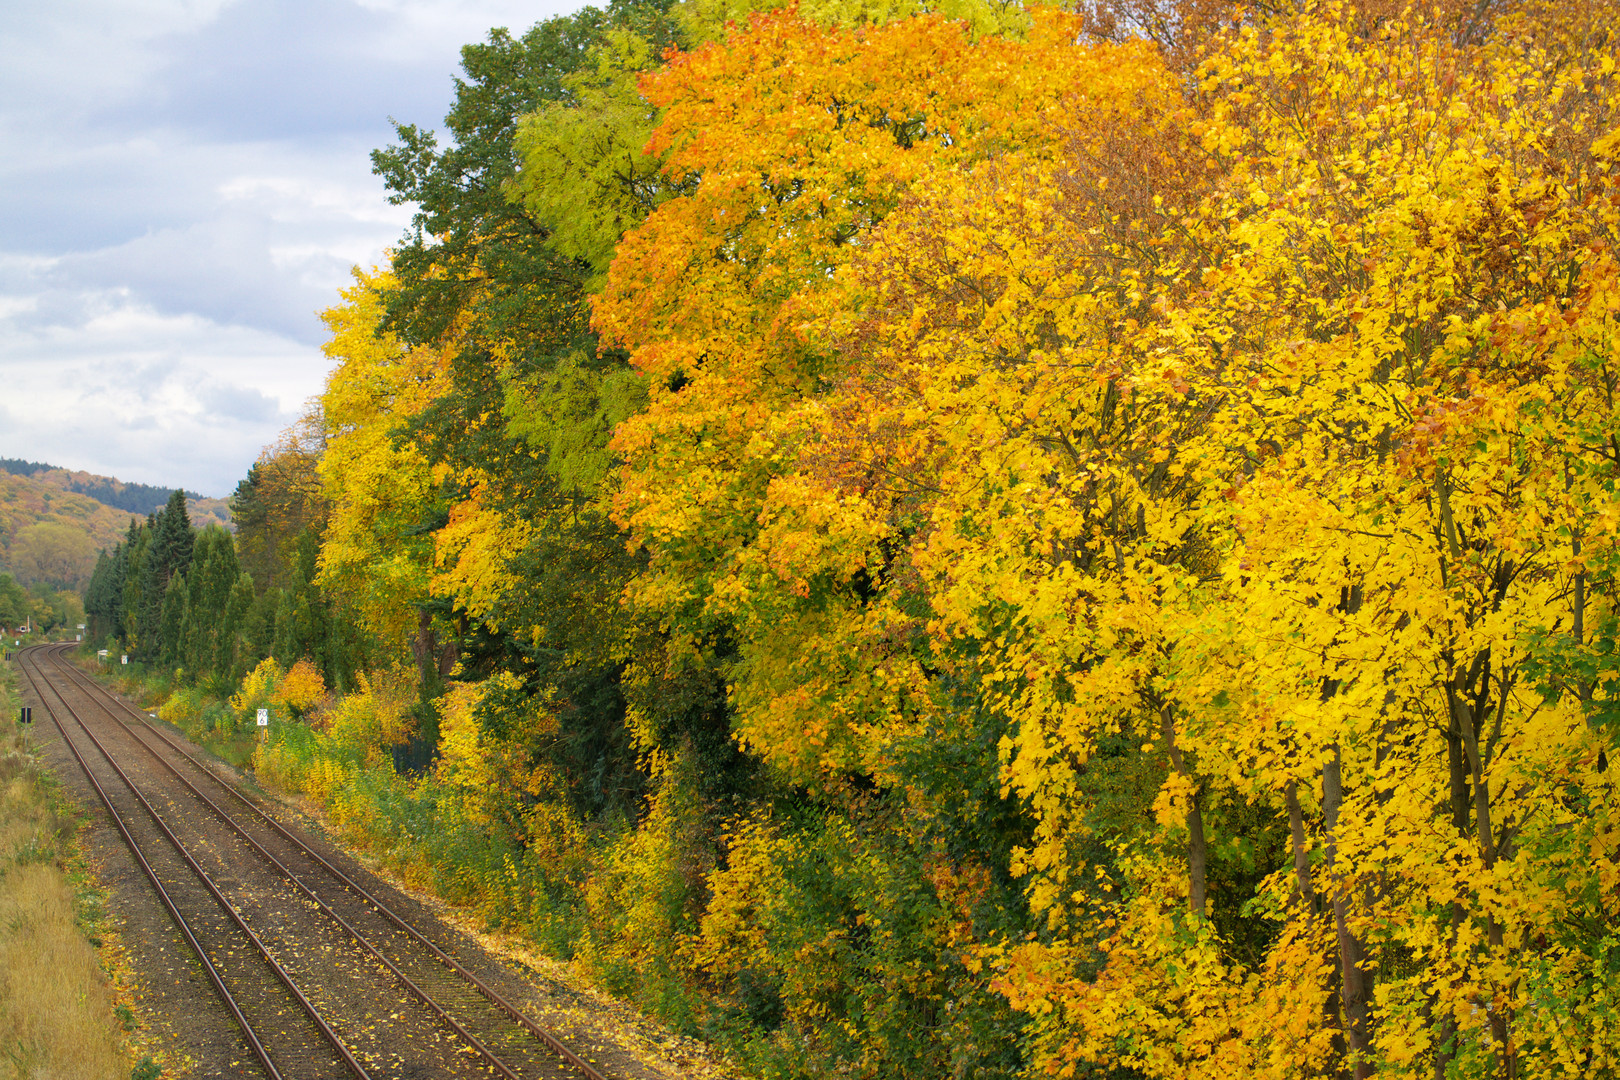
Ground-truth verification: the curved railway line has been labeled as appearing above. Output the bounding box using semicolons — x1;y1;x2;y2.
17;642;614;1080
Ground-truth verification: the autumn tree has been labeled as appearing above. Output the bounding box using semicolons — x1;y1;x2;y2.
365;0;740;803
232;417;328;596
316;267;445;661
254;2;1620;1076
593;4;1171;785
9;522;95;591
768;4;1620;1076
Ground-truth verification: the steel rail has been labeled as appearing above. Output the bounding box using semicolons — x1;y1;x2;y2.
16;646;372;1080
45;644;614;1080
39;647;531;1080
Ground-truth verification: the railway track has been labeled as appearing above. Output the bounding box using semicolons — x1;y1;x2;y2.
17;643;613;1080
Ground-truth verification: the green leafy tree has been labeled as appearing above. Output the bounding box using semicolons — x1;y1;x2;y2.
221;572;257;682
0;573;28;631
241;587;281;671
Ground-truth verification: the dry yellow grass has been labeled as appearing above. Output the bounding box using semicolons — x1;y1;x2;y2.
0;679;134;1080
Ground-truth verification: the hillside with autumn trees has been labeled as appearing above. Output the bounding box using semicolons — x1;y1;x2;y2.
82;0;1620;1075
0;460;234;638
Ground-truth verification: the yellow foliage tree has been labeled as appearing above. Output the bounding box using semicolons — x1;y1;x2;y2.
776;4;1620;1075
436;672;564;829
274;658;327;718
289;2;1620;1075
317;266;449;657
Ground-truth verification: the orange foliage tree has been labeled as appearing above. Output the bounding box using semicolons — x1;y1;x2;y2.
594;5;1173;777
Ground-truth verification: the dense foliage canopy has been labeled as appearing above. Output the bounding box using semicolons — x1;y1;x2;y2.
95;0;1620;1076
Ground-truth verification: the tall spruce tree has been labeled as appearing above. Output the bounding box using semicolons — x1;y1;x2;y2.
135;494;192;658
150;490;195;583
178;525;241;682
222;572;256;682
127;518;155;655
159;574;188;668
84;548;119;643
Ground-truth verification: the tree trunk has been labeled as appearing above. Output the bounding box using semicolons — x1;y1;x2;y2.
1187;785;1208;921
1440;689;1473;1068
413;607;439;691
1451;675;1516;1078
1159;703;1207;920
1286;779;1316;909
1322;747;1373;1078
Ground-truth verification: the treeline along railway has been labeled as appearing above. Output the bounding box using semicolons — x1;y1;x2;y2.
56;0;1620;1076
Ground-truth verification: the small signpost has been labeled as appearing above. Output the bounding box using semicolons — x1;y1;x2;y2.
257;707;269;743
121;655;128;665
97;650;108;662
18;707;31;725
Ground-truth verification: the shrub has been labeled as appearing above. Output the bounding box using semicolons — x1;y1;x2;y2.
274;658;326;717
325;667;413;766
230;658;282;722
156;686;203;729
252;720;320;794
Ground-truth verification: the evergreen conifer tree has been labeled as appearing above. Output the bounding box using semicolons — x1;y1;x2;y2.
230;463;278;592
136;492;194;660
222;573;256;682
151;490;194;582
159;574;187;669
128;520;156;656
272;582;303;667
85;549;116;643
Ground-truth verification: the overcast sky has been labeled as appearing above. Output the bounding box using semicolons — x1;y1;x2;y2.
0;0;584;497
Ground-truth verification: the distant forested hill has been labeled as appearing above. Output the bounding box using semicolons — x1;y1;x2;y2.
0;460;229;529
0;471;135;591
0;460;230;592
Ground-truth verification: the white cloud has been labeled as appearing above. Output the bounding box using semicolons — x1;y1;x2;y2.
352;0;588;56
41;136;414;341
218;173;406;225
0;0;593;494
0;292;320;494
0;1;235;120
